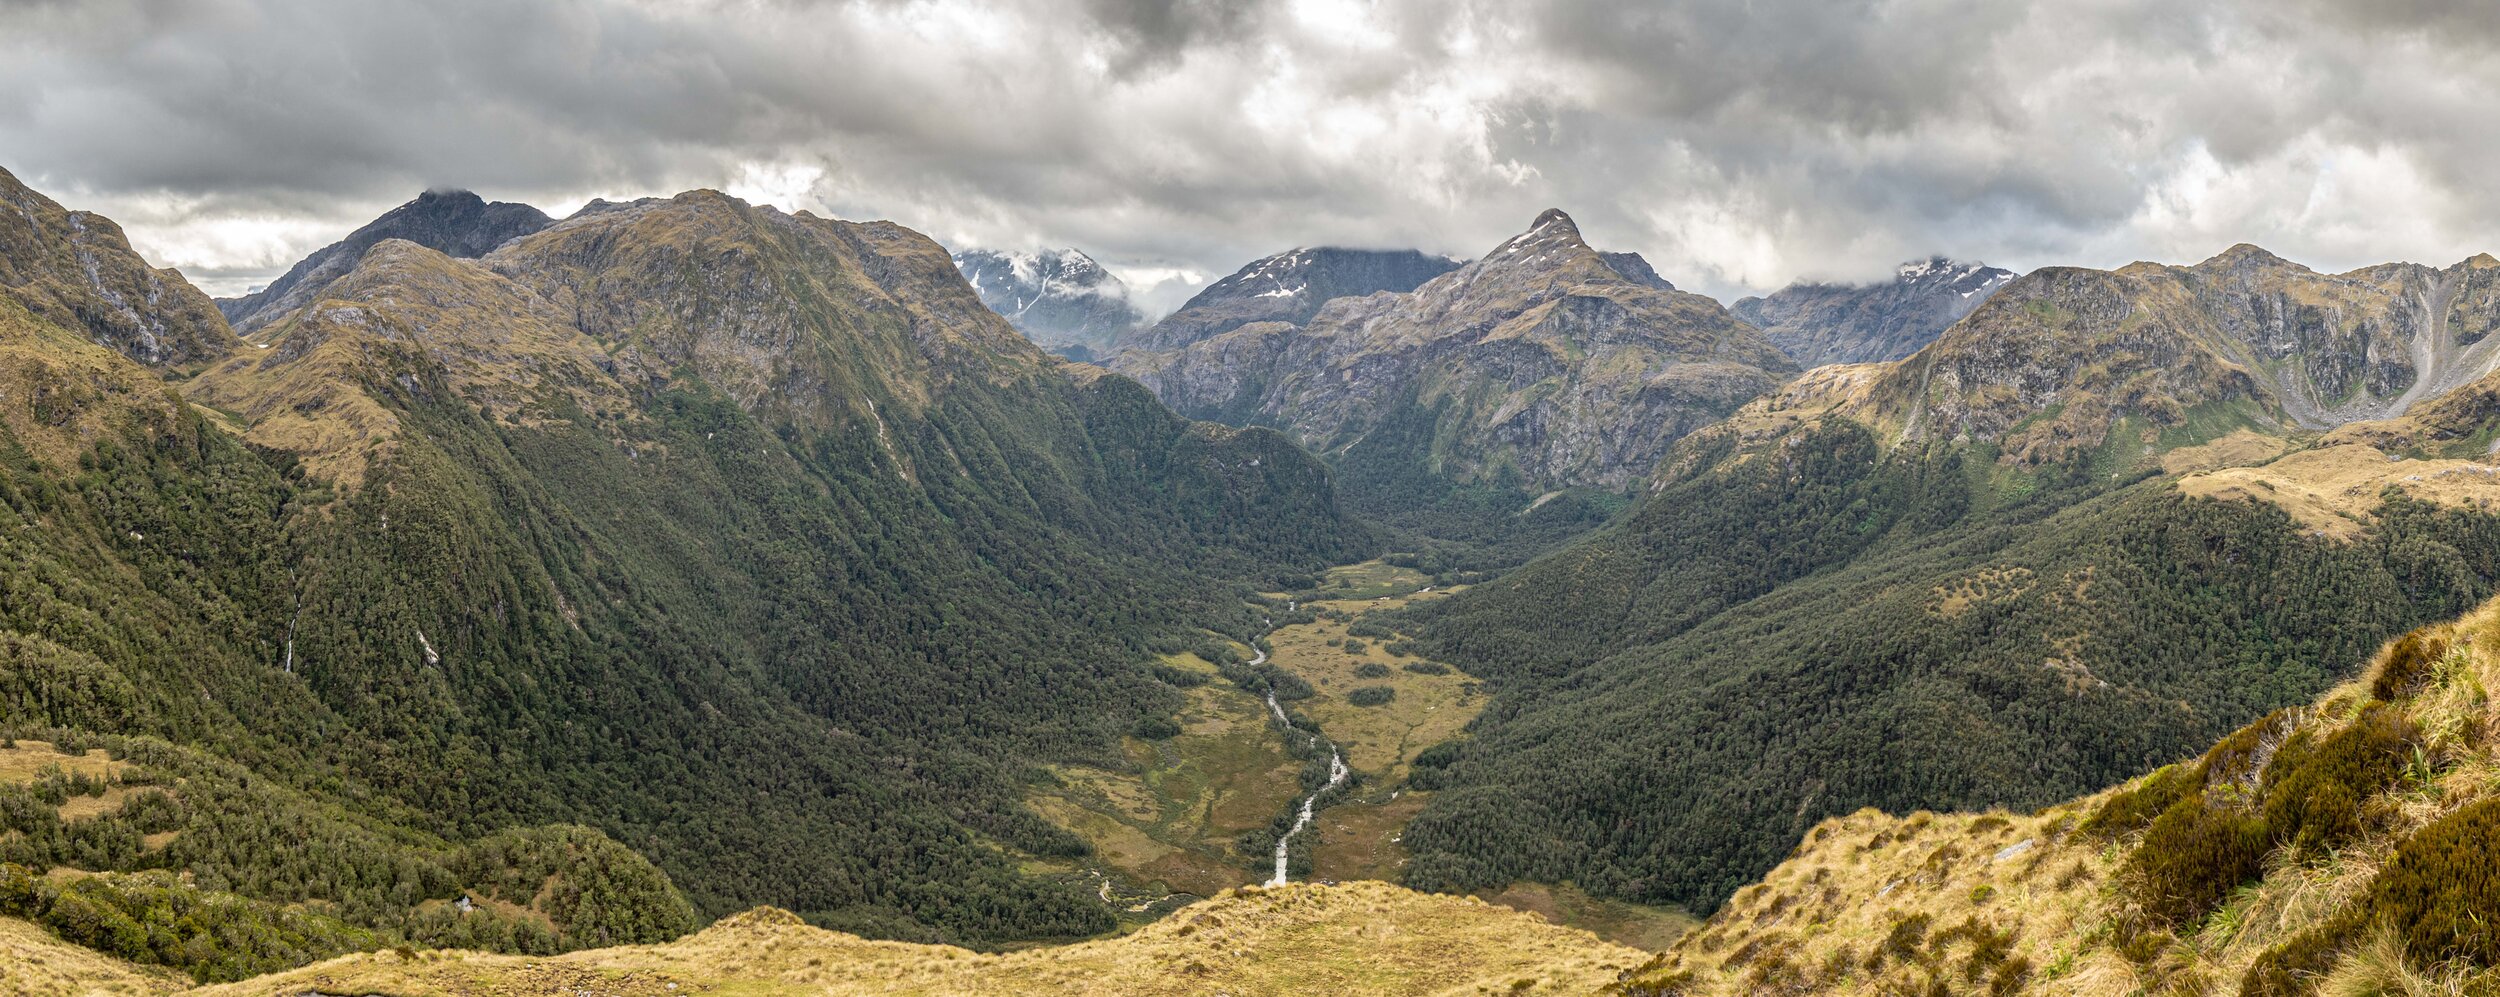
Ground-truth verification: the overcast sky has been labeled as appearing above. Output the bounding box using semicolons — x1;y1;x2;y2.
4;0;2497;311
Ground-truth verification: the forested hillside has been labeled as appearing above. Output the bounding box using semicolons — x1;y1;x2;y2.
0;166;1369;976
1394;251;2500;919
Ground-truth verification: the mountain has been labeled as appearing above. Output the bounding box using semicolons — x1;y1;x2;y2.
1110;210;1794;518
215;189;551;335
1118;246;1461;352
952;247;1144;360
1795;247;2500;465
1617;596;2500;995
0;165;235;368
1733;256;2015;367
0;168;1370;981
1384;245;2500;920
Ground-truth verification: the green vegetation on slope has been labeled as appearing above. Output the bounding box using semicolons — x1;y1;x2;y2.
1;180;1370;970
1399;419;2500;916
1619;595;2500;995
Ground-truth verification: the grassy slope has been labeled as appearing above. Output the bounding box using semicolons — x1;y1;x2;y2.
0;915;181;997
192;883;1646;997
1620;593;2500;995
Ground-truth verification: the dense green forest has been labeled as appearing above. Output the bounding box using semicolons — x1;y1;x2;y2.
1397;420;2500;915
1299;384;1631;573
0;189;1371;961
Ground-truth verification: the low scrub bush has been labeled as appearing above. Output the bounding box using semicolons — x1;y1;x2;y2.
1348;686;1396;707
2370;627;2448;700
2369;796;2500;968
2080;764;2194;839
2259;704;2417;855
2121;790;2269;925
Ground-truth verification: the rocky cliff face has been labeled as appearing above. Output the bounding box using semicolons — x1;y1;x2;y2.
217;189;550;335
0;164;236;368
1111;209;1793;490
951;247;1143;359
1733;257;2014;367
1120;246;1461;352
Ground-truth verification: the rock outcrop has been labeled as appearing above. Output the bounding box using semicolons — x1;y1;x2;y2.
0;164;236;368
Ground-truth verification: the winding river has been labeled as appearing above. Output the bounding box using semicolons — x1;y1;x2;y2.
1249;626;1350;887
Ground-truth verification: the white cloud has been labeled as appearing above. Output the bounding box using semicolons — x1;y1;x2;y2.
2;0;2497;304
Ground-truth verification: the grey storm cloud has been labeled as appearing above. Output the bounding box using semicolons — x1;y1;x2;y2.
2;0;2497;305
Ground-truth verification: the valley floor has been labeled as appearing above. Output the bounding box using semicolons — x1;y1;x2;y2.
1023;559;1696;949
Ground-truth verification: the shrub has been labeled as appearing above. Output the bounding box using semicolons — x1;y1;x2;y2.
1346;620;1393;639
1348;686;1396;707
1383;640;1419;658
2080;764;2194;839
2199;707;2301;789
1341;639;1368;655
2368;796;2500;968
2260;704;2417;855
1133;716;1183;740
2370;627;2447;700
1354;663;1393;679
2121;790;2270;925
1401;661;1453;676
1150;663;1210;688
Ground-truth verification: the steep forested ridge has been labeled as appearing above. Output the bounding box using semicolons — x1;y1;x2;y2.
0;169;1368;972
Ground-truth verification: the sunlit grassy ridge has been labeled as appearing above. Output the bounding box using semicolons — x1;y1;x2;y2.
191;882;1647;997
1616;593;2500;995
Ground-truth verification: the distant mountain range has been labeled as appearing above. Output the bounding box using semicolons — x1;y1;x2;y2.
1111;210;1791;502
23;153;2500;997
1119;246;1463;352
1735;256;2016;366
950;247;1144;360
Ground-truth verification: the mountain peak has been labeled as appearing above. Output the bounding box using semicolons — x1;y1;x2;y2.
1119;247;1461;351
1735;257;2016;367
953;246;1142;357
2201;242;2298;270
219;187;552;333
1530;207;1578;234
